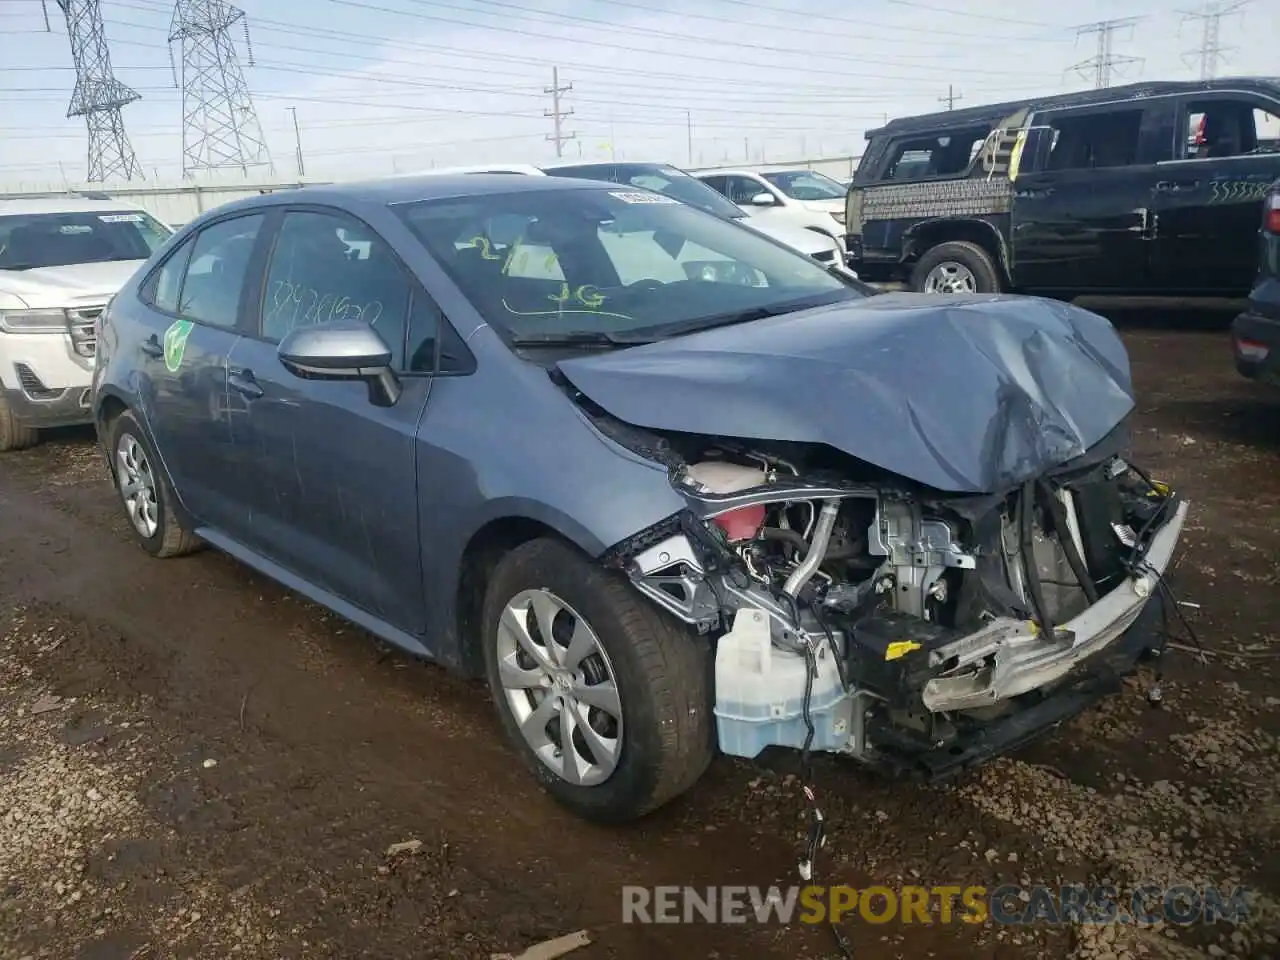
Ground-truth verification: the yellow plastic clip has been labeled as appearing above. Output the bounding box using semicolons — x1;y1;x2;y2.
884;640;922;661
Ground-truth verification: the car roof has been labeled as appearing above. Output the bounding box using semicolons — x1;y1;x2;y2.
865;76;1280;140
0;196;153;217
386;163;547;177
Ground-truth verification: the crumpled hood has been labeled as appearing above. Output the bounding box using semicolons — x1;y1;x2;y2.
557;292;1135;494
0;259;144;308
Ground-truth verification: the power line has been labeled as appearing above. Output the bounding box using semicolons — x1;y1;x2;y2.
46;0;144;182
939;83;963;110
1180;0;1248;80
1069;17;1144;89
169;0;272;176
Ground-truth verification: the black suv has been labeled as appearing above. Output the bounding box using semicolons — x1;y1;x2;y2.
1232;179;1280;385
846;78;1280;297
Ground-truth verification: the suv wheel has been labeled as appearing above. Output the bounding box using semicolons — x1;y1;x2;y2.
481;538;714;823
912;240;1003;294
0;394;39;452
107;409;202;558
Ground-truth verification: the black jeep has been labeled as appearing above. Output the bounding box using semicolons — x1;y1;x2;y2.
845;78;1280;297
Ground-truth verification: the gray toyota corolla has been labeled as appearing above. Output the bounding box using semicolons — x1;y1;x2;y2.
91;174;1188;823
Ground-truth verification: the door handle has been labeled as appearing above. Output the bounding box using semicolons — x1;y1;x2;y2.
228;367;264;400
140;335;164;359
1155;179;1201;193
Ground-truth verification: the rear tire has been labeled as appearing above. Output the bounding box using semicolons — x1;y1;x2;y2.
911;240;1003;294
0;394;39;452
106;409;202;558
481;537;714;823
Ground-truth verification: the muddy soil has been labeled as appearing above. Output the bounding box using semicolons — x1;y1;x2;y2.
1;312;1278;960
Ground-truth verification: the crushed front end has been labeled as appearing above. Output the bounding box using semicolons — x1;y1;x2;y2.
614;439;1188;778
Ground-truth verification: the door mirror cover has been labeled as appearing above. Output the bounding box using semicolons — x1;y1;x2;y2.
277;322;401;406
749;192;776;206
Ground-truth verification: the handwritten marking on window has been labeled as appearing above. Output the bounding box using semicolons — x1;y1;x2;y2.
548;283;606;309
265;279;385;335
500;298;633;323
465;236;504;260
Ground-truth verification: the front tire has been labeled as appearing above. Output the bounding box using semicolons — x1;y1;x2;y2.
481;538;714;823
0;394;39;452
911;240;1003;294
107;409;201;558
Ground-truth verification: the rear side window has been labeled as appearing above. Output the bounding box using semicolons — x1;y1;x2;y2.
177;214;264;329
881;125;991;181
1034;108;1144;171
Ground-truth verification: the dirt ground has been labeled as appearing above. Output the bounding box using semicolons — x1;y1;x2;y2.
1;307;1278;960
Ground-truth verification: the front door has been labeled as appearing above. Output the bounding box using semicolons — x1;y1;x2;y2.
224;207;435;633
1010;103;1162;293
1151;92;1280;295
132;212;267;530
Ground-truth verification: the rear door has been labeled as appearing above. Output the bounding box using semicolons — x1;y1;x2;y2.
222;206;435;631
1151;92;1280;295
132;211;268;530
1010;102;1165;293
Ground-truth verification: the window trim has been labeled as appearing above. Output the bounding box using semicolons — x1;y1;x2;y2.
244;202;475;378
1156;92;1280;167
136;209;270;331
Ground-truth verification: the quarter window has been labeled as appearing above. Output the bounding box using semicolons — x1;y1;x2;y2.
142;235;196;314
176;214;264;330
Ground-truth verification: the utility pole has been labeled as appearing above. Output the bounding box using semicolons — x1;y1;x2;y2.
1180;1;1248;80
743;137;749;161
544;67;575;158
287;106;305;176
1070;18;1144;89
169;0;273;177
686;110;693;167
939;83;963;111
46;0;144;182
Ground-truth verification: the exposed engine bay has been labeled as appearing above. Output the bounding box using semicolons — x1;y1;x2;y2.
607;431;1189;776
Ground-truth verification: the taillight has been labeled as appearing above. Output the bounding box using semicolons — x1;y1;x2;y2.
1236;336;1270;363
712;505;766;542
1265;192;1280;235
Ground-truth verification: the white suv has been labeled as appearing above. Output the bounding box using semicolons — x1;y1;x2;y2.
0;197;171;451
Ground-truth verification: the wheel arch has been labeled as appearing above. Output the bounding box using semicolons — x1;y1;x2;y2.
94;391;197;530
452;507;607;678
902;218;1011;284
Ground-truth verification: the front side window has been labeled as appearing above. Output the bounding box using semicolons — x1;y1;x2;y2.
1183;99;1280;159
397;186;860;343
762;171;847;200
144;235;197;313
0;209;171;271
260;210;415;369
177;214;264;330
723;176;772;205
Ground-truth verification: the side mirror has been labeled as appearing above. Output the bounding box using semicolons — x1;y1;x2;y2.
277;322;402;407
748;192;776;206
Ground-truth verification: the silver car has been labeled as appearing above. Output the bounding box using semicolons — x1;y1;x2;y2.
92;174;1187;822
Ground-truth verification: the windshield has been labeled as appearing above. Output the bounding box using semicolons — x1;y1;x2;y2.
761;171;848;201
397;186;861;342
0;209;170;271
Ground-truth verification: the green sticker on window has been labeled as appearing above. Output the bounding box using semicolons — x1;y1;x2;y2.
163;319;194;373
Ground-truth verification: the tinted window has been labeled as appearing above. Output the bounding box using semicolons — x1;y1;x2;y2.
144;235;196;313
882;125;991;181
177;214;264;330
1036;109;1144;170
0;209;170;271
261;210;415;368
398;186;858;341
722;176;770;204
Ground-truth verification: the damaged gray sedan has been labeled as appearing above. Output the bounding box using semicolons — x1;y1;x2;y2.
91;174;1188;823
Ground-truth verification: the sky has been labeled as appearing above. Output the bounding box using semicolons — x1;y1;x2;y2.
0;0;1276;187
